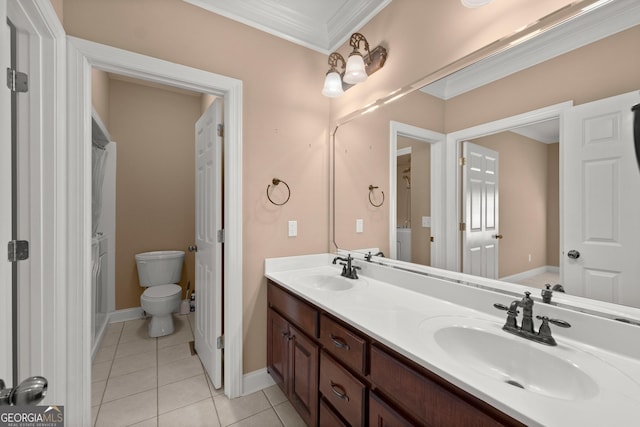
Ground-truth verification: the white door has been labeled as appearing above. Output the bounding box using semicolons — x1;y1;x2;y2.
0;0;13;385
462;141;500;279
563;90;640;306
194;98;223;389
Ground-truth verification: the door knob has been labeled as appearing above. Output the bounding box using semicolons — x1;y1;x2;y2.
493;234;503;240
188;245;198;252
567;250;580;259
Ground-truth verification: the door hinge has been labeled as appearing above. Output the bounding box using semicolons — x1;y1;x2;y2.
217;124;224;138
459;156;467;166
6;68;28;93
7;240;29;262
459;222;466;232
217;229;225;243
217;335;224;349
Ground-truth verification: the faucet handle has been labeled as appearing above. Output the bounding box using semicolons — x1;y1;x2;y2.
536;315;571;328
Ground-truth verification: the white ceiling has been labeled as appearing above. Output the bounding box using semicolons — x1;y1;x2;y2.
183;0;391;54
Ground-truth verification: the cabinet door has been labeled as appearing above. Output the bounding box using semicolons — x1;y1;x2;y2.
267;308;290;394
369;392;415;427
289;325;320;427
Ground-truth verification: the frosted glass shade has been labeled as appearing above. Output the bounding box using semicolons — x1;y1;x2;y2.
343;54;368;84
461;0;493;7
322;71;344;97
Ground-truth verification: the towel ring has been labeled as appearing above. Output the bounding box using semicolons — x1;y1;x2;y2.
368;185;384;207
267;178;291;206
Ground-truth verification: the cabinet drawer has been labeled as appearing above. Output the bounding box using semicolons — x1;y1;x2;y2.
319;314;367;375
268;281;318;338
319;351;366;427
370;345;524;427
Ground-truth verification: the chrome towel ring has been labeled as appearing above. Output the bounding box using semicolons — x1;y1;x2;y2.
267;178;291;206
368;185;384;207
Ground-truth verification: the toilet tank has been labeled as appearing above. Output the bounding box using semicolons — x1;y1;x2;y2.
135;250;184;286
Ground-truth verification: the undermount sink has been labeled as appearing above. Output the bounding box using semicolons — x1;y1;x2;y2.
294;273;366;291
420;316;606;401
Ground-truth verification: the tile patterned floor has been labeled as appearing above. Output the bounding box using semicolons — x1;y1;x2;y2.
92;313;305;427
515;271;561;290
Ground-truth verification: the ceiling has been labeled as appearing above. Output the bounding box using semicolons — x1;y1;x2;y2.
182;0;391;54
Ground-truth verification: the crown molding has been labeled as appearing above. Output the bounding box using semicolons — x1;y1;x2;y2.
183;0;391;54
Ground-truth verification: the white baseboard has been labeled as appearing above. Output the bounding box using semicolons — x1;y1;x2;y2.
500;265;559;283
242;368;275;396
109;307;145;324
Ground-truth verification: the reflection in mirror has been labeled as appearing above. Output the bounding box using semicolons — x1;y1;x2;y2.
333;0;640;309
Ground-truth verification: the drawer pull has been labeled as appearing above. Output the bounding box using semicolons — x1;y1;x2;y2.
330;382;350;402
330;334;351;350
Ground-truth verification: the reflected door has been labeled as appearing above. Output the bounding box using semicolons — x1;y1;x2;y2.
563;90;640;306
194;98;223;389
462;142;500;279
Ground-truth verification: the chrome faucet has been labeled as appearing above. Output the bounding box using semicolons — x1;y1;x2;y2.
364;251;385;262
494;291;571;346
332;254;361;279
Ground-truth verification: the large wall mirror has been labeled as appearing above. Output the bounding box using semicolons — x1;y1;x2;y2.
333;0;640;310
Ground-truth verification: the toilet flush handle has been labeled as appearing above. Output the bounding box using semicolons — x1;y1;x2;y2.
188;245;198;252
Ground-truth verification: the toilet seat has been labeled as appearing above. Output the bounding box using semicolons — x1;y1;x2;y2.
143;284;181;298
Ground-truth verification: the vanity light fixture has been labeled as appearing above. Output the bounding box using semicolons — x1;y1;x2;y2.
322;52;346;98
321;32;387;97
461;0;493;7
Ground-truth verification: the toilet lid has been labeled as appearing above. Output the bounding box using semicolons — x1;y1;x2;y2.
143;284;181;298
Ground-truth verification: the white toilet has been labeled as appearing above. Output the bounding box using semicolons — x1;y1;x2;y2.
135;250;184;337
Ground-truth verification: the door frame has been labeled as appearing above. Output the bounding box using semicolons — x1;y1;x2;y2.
444;102;572;272
66;36;244;418
389;121;445;267
1;0;66;404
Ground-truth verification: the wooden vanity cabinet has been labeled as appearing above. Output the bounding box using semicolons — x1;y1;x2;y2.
267;285;319;426
370;345;526;427
267;280;525;427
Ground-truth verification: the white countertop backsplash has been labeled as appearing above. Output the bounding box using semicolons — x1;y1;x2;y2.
265;253;640;427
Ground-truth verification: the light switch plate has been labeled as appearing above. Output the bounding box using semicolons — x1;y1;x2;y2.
356;219;364;233
288;220;297;237
422;216;431;228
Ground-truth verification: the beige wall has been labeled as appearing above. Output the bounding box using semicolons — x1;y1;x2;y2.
61;0;329;374
91;69;110;128
108;79;200;309
472;132;558;278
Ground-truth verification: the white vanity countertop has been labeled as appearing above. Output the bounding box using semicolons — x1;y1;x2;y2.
264;253;640;427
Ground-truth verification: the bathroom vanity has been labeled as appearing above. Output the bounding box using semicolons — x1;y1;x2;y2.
265;253;640;426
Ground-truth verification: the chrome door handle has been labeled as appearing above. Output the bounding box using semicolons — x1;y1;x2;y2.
188;245;198;252
567;250;580;259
